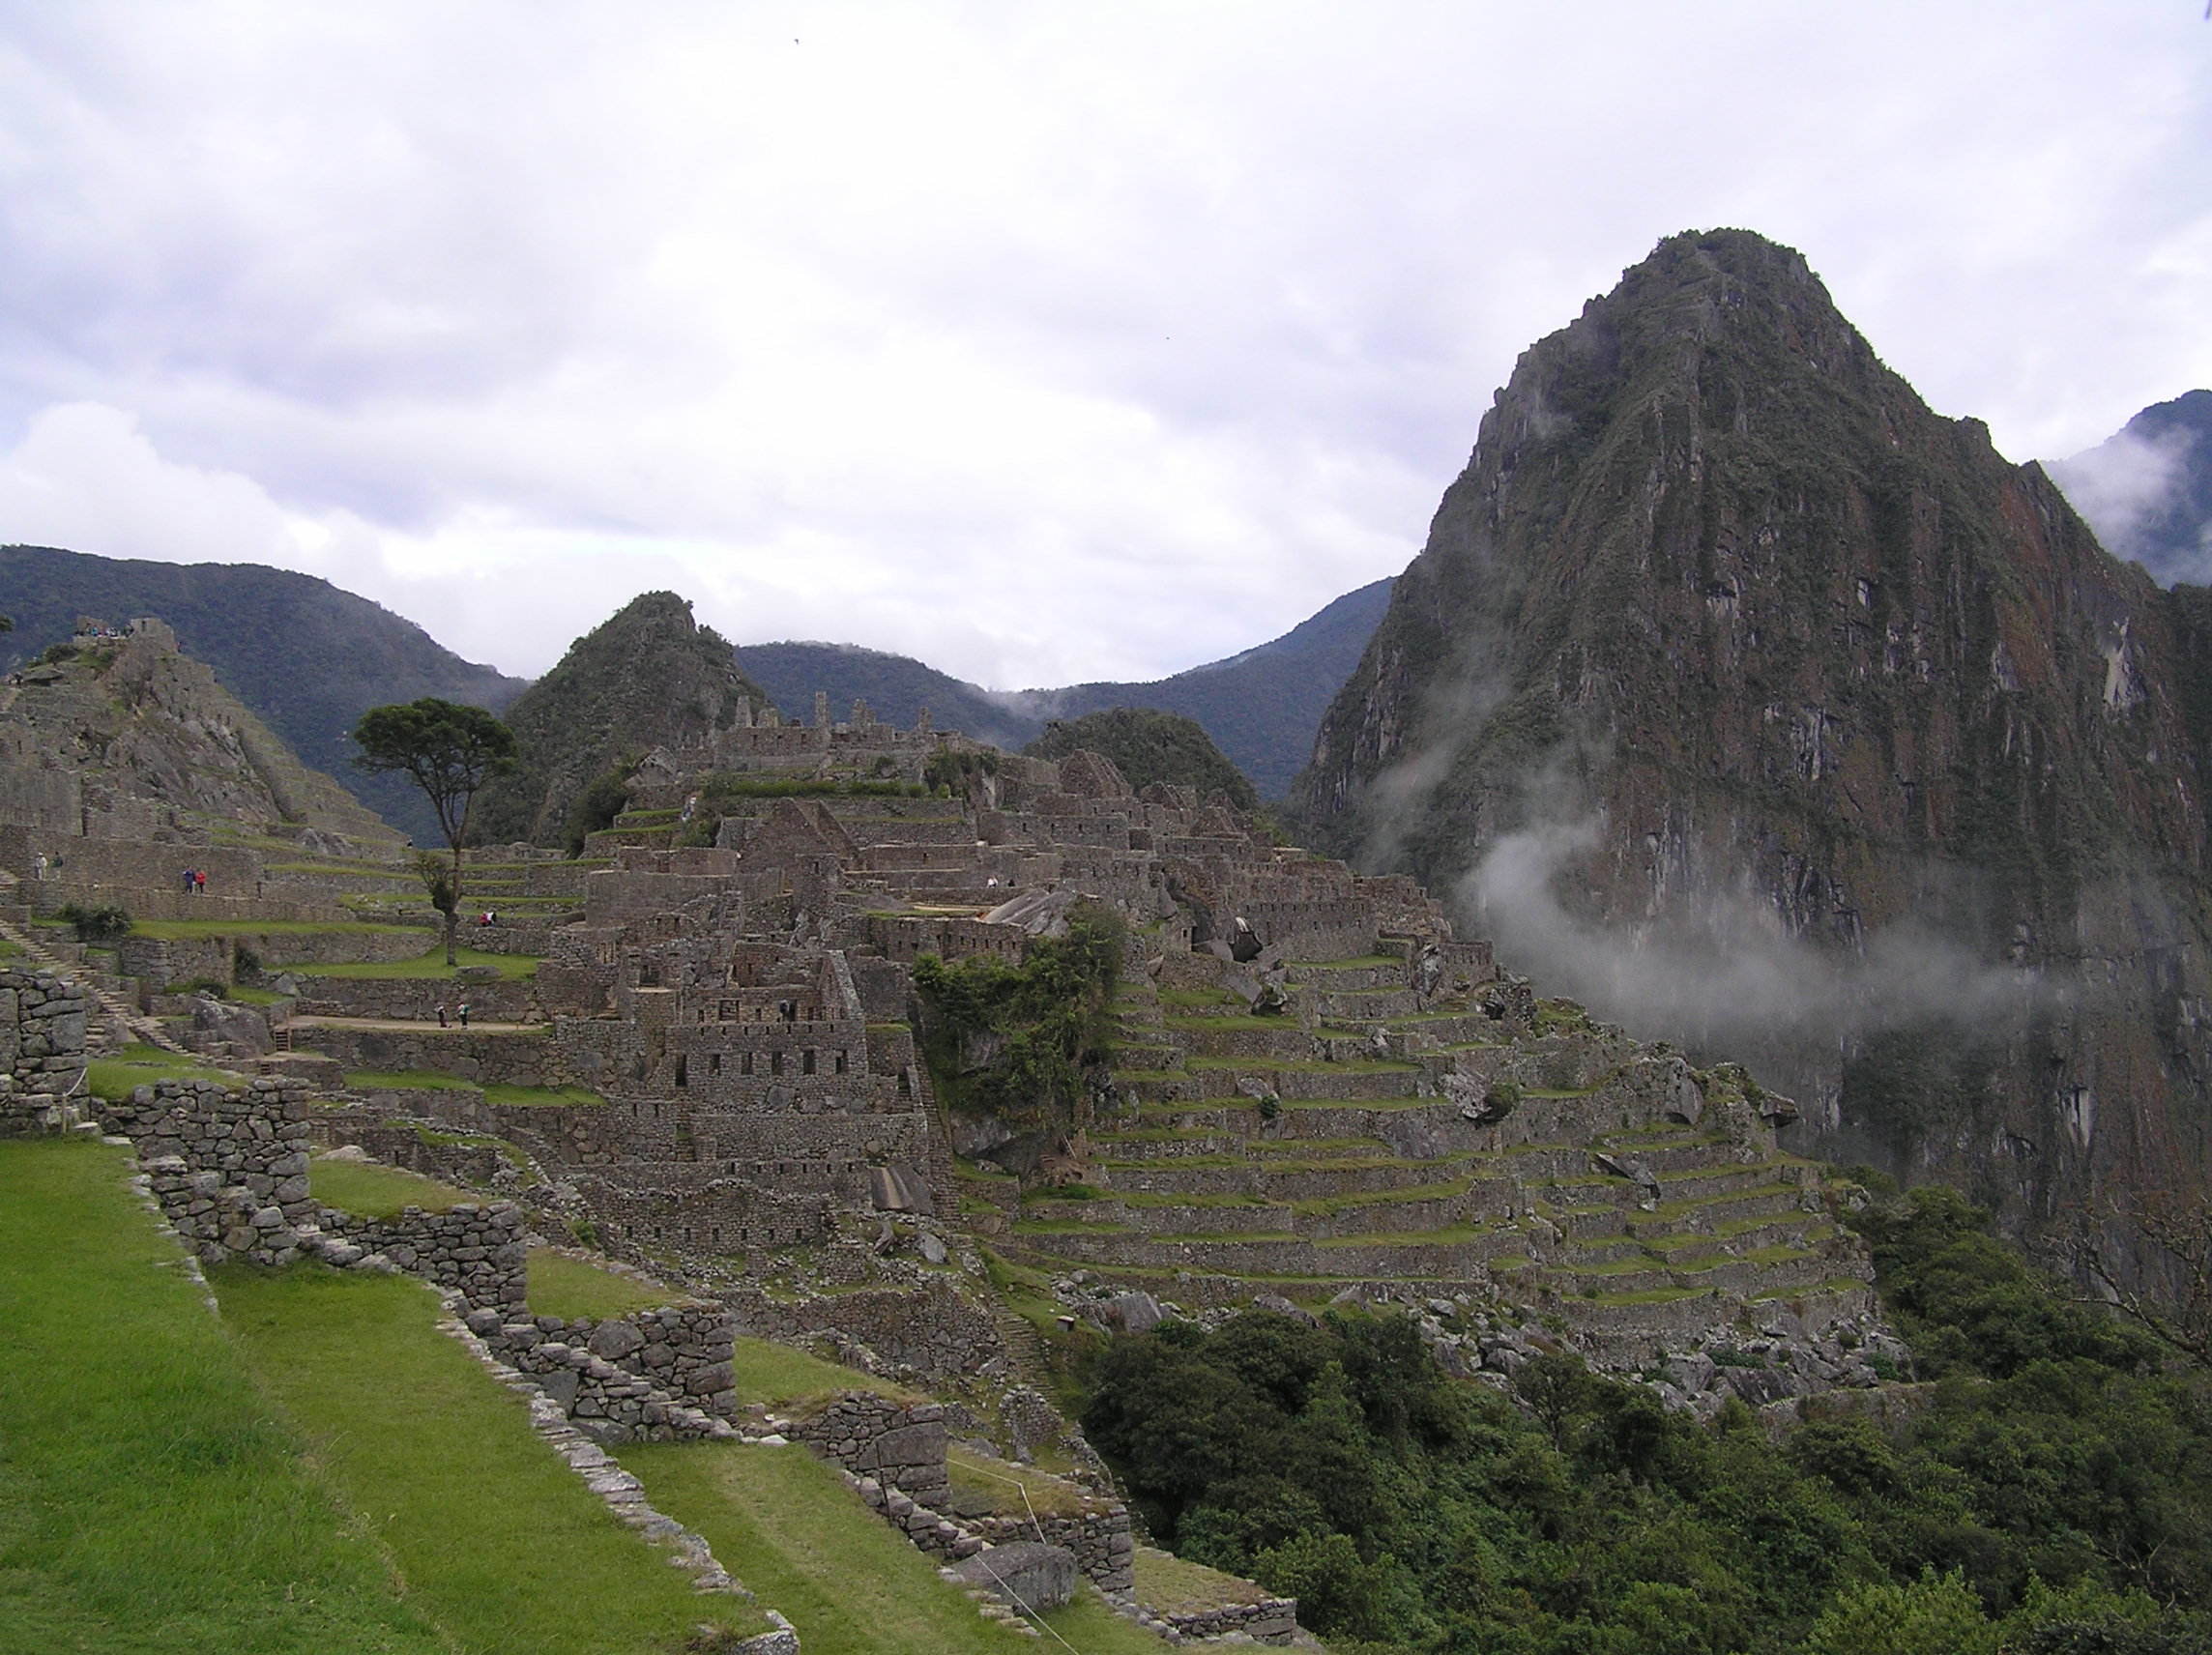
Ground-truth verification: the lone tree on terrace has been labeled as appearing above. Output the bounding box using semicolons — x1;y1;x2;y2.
352;698;515;966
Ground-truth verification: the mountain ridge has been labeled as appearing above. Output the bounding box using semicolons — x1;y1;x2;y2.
1290;226;2212;1250
737;576;1393;799
0;545;524;842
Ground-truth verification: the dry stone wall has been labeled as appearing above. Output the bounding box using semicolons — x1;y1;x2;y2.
968;1509;1134;1594
314;1202;531;1312
724;1278;1004;1383
103;1077;322;1264
789;1393;951;1506
0;965;90;1136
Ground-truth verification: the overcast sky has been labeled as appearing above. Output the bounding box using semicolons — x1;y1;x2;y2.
0;3;2204;686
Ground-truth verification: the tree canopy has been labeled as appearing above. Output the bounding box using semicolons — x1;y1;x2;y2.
352;698;516;853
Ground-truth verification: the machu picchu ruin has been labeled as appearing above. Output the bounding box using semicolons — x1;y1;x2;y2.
0;601;1925;1649
10;217;2212;1655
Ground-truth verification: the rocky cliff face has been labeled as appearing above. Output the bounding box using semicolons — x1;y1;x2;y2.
0;617;401;846
471;592;770;847
1292;229;2212;1248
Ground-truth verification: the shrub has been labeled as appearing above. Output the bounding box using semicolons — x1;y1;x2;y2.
56;903;131;944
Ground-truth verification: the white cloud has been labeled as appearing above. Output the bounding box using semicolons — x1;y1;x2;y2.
0;3;2205;683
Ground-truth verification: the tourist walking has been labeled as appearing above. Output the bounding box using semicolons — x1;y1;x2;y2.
457;1001;470;1028
436;1002;449;1028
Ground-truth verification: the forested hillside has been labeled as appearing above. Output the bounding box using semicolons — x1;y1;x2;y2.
0;545;523;840
1081;1187;2212;1654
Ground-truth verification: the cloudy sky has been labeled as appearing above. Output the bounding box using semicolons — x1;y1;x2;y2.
0;3;2204;685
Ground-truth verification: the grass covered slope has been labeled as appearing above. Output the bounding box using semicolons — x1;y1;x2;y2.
623;1442;1165;1655
0;1138;442;1654
216;1265;771;1653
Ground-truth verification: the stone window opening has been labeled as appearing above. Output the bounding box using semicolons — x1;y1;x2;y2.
742;1051;754;1076
834;1049;848;1075
897;1068;912;1098
709;1053;722;1075
771;1051;783;1077
802;1048;816;1076
675;1056;688;1089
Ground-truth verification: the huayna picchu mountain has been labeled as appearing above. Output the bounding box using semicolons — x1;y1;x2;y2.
469;592;771;848
1292;227;2212;1258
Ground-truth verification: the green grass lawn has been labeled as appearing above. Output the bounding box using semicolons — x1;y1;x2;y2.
128;919;434;940
308;1157;473;1217
483;1081;602;1106
85;1043;245;1100
0;1138;445;1653
341;1069;603;1108
726;1336;917;1408
302;946;540;980
527;1248;694;1321
1131;1545;1266;1613
217;1265;772;1652
621;1442;1165;1655
345;1068;478;1090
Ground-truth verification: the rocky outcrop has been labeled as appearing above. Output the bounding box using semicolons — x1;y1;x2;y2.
1292;228;2212;1252
0;618;400;844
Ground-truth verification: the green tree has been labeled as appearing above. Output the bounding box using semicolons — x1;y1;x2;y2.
1803;1568;1995;1655
352;699;516;965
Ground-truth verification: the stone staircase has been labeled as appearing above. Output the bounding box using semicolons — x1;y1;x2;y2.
0;893;183;1055
1001;949;1871;1366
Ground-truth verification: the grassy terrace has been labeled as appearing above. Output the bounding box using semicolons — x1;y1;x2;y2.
526;1247;693;1321
343;1069;605;1107
86;1043;244;1099
219;1266;774;1651
1182;1055;1419;1074
305;946;540;979
0;1139;445;1653
127;919;434;940
308;1157;473;1217
622;1444;1160;1655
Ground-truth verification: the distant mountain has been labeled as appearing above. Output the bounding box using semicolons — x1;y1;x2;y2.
470;592;771;848
0;545;525;843
2050;391;2212;585
736;577;1393;799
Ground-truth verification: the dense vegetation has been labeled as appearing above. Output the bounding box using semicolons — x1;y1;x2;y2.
1025;706;1262;813
913;904;1124;1129
1081;1186;2212;1653
0;543;521;842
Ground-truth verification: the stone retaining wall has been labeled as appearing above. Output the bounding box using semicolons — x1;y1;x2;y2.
969;1509;1134;1594
315;1201;530;1312
790;1392;950;1506
102;1077;322;1263
293;1024;564;1087
723;1278;1004;1383
1158;1596;1299;1643
464;1304;731;1444
292;975;542;1024
0;966;90;1135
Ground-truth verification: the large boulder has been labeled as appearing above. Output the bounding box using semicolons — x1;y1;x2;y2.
953;1542;1079;1611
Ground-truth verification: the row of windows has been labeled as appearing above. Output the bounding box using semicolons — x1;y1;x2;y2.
673;1048;850;1085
